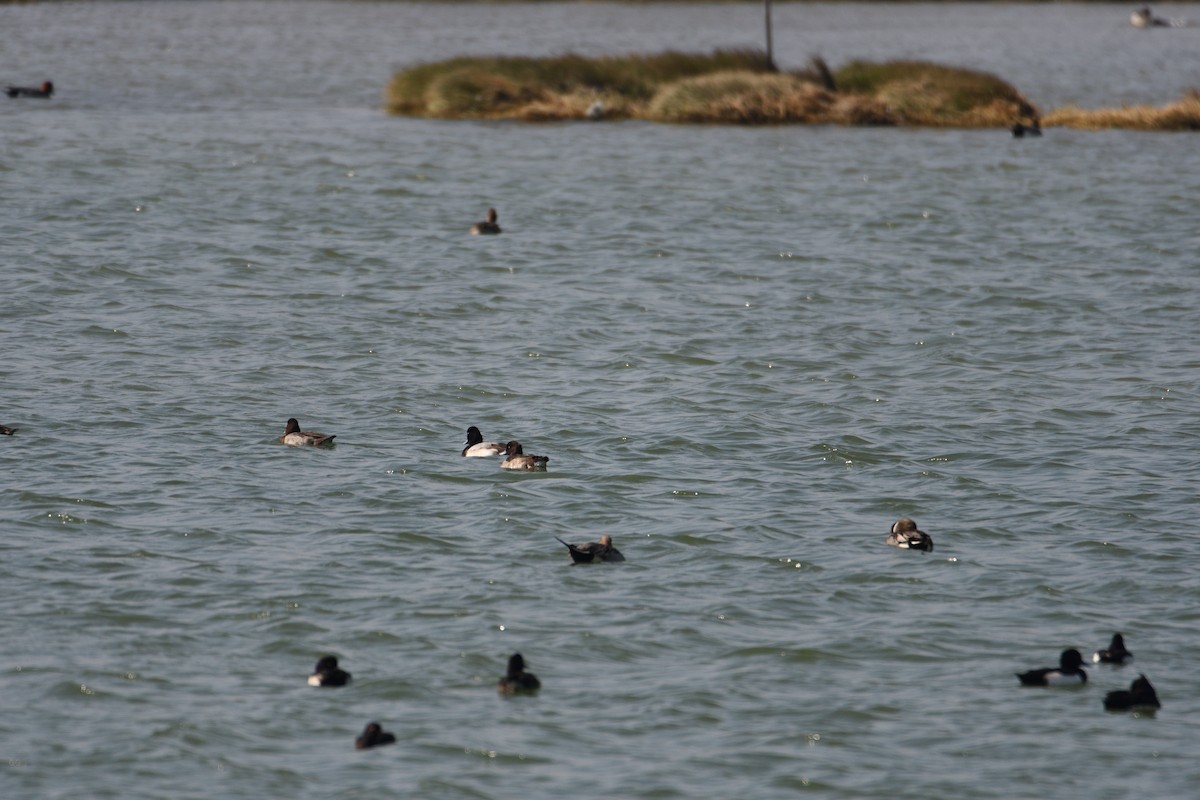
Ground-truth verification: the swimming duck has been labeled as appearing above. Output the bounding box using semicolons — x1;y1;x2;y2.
0;425;16;435
308;655;351;687
1092;633;1133;665
555;534;625;564
354;721;396;749
886;518;934;552
462;426;505;457
1011;120;1042;138
1016;648;1087;686
1130;7;1170;27
497;653;541;695
500;440;548;471
6;81;53;99
1103;674;1160;711
469;208;502;235
279;418;336;447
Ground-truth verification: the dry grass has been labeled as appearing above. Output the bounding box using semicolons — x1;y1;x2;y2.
385;50;774;119
1044;92;1200;131
835;60;1037;127
384;52;1081;129
647;72;834;124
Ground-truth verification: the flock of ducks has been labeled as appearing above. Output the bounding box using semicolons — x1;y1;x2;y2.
887;518;1160;713
1015;635;1161;712
285;419;602;746
308;651;542;749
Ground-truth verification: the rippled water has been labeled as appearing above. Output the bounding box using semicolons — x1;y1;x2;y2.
3;3;1199;799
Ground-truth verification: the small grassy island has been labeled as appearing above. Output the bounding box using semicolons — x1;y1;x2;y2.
385;50;1200;131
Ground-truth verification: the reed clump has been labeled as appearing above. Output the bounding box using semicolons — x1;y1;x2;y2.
386;50;775;120
385;51;1039;128
832;60;1037;127
647;72;834;123
1044;91;1200;131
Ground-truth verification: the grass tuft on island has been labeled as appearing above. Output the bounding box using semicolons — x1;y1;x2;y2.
1043;90;1200;131
385;50;1041;128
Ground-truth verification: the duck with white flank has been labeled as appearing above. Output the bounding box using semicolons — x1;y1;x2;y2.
1016;648;1087;686
500;440;548;471
279;418;336;447
462;426;505;457
308;655;351;687
1093;633;1133;665
886;518;934;552
555;534;625;564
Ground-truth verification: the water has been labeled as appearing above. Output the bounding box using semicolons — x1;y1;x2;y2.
3;3;1199;799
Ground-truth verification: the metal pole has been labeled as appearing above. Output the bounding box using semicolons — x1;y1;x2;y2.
765;0;774;69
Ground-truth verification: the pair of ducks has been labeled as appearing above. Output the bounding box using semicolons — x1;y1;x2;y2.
463;425;549;471
1016;635;1161;711
310;652;541;748
6;81;53;99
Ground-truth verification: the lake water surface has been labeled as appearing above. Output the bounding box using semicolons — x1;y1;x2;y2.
2;3;1199;799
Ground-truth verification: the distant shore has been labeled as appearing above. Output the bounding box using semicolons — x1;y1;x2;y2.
386;50;1200;131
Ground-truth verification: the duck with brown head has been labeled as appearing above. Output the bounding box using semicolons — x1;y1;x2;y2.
886;518;933;552
470;207;502;235
500;440;548;471
6;81;53;99
555;534;625;563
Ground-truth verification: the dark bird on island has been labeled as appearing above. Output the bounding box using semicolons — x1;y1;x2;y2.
279;418;335;447
308;655;351;687
1093;633;1133;665
1104;674;1160;711
886;518;934;552
462;426;505;457
470;207;502;235
6;81;53;99
1017;648;1087;686
1011;120;1042;137
497;653;541;695
354;721;396;749
0;425;16;435
500;440;548;471
555;534;625;564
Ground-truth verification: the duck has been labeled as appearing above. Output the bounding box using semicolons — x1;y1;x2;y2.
462;426;505;457
1130;7;1170;27
1092;633;1133;665
1011;120;1043;138
354;721;396;749
0;425;16;435
6;81;53;99
500;440;548;471
279;418;336;447
555;534;625;564
585;99;605;120
1016;648;1087;686
885;518;933;552
307;655;351;687
469;207;502;235
1103;674;1160;711
497;653;541;695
